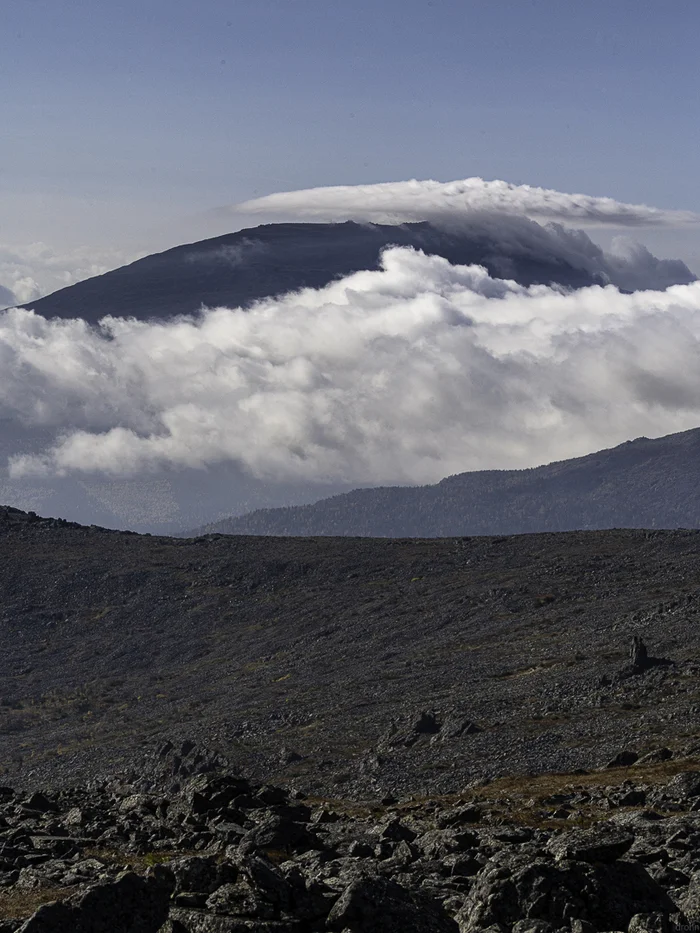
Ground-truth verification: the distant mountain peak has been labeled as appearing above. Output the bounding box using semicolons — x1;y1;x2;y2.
21;219;616;324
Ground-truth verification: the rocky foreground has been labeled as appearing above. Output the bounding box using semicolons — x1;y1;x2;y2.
2;742;700;931
6;509;700;927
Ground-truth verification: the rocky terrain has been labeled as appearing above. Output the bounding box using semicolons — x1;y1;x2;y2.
20;221;613;324
4;506;700;795
2;744;700;930
5;506;700;927
197;427;700;539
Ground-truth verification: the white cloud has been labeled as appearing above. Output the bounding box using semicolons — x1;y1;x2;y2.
3;247;700;488
237;177;700;228
0;284;18;310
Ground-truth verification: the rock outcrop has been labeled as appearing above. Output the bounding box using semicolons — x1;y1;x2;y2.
0;757;699;931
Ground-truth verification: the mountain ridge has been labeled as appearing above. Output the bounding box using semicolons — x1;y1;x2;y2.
193;427;700;537
21;220;610;323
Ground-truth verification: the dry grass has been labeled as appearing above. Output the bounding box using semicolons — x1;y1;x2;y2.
308;756;700;827
469;755;700;802
0;885;81;921
83;846;200;871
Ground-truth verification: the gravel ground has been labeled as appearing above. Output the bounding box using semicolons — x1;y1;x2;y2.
1;506;700;797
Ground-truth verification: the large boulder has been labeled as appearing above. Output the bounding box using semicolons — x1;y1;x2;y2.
239;814;321;855
181;774;251;816
169;855;237;895
326;875;458;932
547;826;634;863
665;771;700;801
17;866;175;933
455;851;678;932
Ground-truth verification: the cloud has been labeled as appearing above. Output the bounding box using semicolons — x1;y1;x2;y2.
236;177;700;229
0;284;18;310
0;242;140;307
183;238;268;267
4;246;700;488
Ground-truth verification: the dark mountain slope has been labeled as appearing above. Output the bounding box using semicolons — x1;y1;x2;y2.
23;221;602;323
197;427;700;537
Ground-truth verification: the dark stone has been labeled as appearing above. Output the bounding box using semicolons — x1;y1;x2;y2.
548;826;634;863
631;636;649;672
432;714;482;744
628;915;670;933
17;865;174;932
635;748;674;765
240;814;320;855
606;750;640;768
378;818;417;843
326;875;458;932
412;710;440;735
169;855;237;895
23;794;57;814
457;852;677;932
619;789;647;807
437;806;482;828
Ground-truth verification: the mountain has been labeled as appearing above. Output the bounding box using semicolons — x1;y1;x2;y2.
9;221;696;534
195;427;700;537
23;220;605;323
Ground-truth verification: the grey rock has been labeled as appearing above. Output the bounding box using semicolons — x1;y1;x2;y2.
205;879;276;919
665;772;700;800
627;913;670;932
326;875;458;932
548;827;634;863
456;852;677;932
170;855;237;895
17;865;174;932
239;814;320;855
376;818;417;843
635;749;673;766
432;714;482;744
169;909;301;931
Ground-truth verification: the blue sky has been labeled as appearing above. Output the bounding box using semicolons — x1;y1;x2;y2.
3;0;700;269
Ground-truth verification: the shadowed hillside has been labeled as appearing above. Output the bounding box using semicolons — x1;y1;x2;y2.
3;505;700;801
197;428;700;538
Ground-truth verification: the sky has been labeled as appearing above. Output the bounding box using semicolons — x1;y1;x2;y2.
3;0;700;295
4;0;700;528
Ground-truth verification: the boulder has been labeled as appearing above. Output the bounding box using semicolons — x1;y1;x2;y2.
239;814;321;854
455;852;677;932
665;771;700;800
326;875;458;932
606;751;640;768
548;827;634;863
628;913;671;932
17;865;174;932
432;714;482;744
170;855;237;895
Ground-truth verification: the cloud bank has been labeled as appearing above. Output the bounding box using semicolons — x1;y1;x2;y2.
237;177;700;229
6;247;700;487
